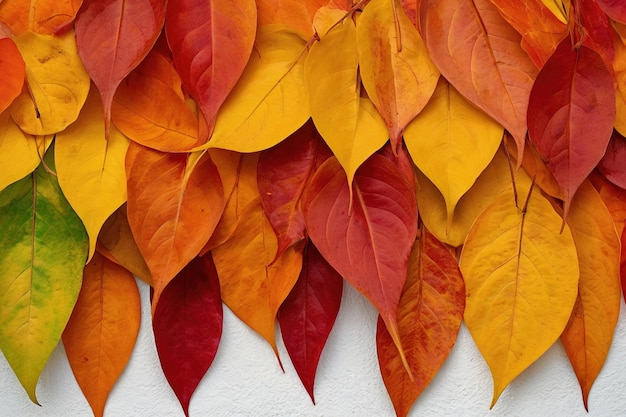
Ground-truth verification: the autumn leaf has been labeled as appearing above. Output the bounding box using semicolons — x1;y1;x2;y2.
74;0;166;137
125;143;225;312
561;181;621;410
598;131;626;190
405;78;503;228
589;170;626;238
418;0;538;157
303;154;418;373
258;121;331;261
62;252;141;417
377;226;464;417
460;181;579;406
10;30;90;136
0;0;82;35
55;87;130;261
256;0;326;39
527;35;615;221
0;36;25;114
595;0;626;23
165;0;257;136
153;254;222;417
0;144;88;403
212;197;303;355
306;18;389;186
278;240;343;403
621;226;626;301
356;0;439;150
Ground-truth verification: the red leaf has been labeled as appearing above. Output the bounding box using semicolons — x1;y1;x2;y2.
377;227;464;417
258;121;331;261
578;0;615;67
75;0;165;137
164;0;257;136
278;240;343;404
598;131;626;190
153;254;223;417
0;37;25;114
527;36;615;220
595;0;626;24
302;154;418;370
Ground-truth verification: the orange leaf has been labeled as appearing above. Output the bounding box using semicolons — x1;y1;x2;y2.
0;0;82;35
561;181;621;410
377;227;464;417
0;37;24;114
125;143;225;312
257;0;326;39
589;171;626;238
62;252;141;417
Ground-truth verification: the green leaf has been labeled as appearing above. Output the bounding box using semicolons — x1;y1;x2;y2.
0;143;88;403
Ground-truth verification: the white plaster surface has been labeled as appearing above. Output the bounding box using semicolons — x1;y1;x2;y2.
2;279;626;417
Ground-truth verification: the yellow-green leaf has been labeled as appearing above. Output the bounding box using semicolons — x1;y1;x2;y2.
306;19;389;186
0;111;51;192
56;87;130;262
406;78;503;227
0;144;88;403
460;181;579;407
357;0;439;149
194;25;309;153
10;30;90;136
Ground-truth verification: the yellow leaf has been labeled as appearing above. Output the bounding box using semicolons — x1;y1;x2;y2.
194;26;309;153
0;111;51;192
460;181;579;407
10;30;90;136
56;87;130;262
540;0;570;23
357;0;439;148
306;20;388;185
405;78;503;227
416;148;514;247
212;197;303;354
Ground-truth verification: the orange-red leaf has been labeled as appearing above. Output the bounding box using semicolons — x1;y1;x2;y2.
278;240;343;403
561;181;621;410
0;37;24;114
595;0;626;23
75;0;166;137
598;131;626;190
62;252;141;417
418;0;538;155
165;0;256;135
125;144;225;312
527;36;615;220
589;171;626;238
377;227;464;417
153;254;222;417
303;154;418;371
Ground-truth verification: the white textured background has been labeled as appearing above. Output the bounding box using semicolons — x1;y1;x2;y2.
1;279;626;417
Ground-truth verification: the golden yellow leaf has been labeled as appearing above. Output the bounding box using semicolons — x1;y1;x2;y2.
0;111;51;192
461;180;579;407
55;87;130;262
357;0;439;148
540;0;570;23
306;19;389;186
194;26;309;153
405;78;503;228
10;30;90;135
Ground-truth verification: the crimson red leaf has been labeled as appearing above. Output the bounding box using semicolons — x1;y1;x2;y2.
258;121;331;261
75;0;166;137
278;240;343;404
578;0;615;67
595;0;626;24
527;36;615;220
302;154;418;371
598;131;626;190
153;254;223;417
165;0;257;136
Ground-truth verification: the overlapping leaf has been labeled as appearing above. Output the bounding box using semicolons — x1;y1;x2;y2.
165;0;257;135
10;30;90;135
0;0;82;35
125;143;225;311
561;181;621;410
256;0;326;38
153;254;223;417
377;227;464;417
418;0;538;156
589;171;626;238
0;36;25;114
278;241;343;403
595;0;626;23
75;0;166;136
0;145;88;403
303;154;418;371
615;22;626;137
461;181;579;406
62;252;141;417
405;78;503;228
356;0;439;150
598;131;626;190
56;88;130;261
527;36;615;220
